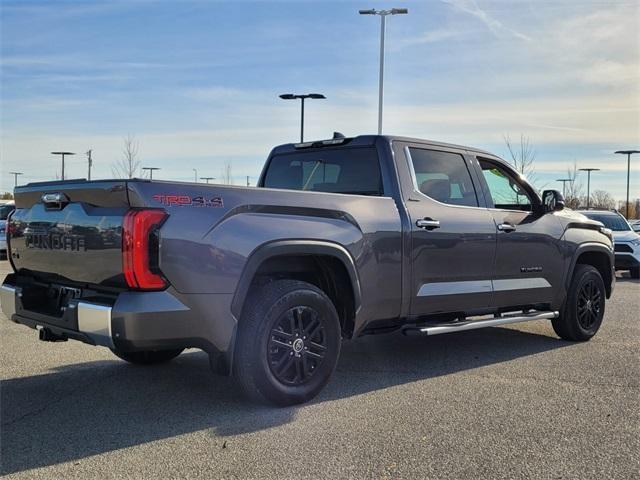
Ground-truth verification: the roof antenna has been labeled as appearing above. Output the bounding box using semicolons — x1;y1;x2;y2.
333;131;345;139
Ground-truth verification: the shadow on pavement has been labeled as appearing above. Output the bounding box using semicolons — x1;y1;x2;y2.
1;326;568;474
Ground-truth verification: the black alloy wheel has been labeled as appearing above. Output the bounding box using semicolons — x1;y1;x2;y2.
268;306;327;385
576;279;602;330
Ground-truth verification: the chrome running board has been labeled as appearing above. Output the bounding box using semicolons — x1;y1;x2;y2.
403;311;559;336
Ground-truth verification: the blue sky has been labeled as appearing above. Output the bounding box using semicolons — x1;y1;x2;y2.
1;0;638;200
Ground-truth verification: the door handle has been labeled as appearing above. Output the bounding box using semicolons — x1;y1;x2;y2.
497;223;516;232
416;218;440;230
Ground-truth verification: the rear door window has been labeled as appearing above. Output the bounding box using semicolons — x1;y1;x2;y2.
263;147;383;196
408;148;478;207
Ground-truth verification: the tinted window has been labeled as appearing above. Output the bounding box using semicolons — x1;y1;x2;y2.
263;147;383;196
408;148;478;207
479;159;532;211
0;205;15;220
582;213;631;231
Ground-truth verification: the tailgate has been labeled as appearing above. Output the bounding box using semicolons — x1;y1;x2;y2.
9;180;129;287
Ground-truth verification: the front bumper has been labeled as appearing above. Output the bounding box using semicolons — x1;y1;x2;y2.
614;253;640;270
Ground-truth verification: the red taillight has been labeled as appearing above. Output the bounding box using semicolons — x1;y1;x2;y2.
122;209;168;290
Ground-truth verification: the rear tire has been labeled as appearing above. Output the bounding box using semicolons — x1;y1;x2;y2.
234;279;342;406
552;264;605;341
111;348;184;365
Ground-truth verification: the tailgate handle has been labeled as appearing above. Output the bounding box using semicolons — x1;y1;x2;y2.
42;192;70;210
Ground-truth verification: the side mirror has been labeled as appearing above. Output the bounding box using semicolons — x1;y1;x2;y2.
542;189;565;213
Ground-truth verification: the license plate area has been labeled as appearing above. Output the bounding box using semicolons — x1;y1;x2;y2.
21;283;82;317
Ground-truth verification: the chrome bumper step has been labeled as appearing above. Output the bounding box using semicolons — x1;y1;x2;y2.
402;311;559;336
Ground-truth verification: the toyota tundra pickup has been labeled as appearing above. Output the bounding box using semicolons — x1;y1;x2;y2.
1;135;615;405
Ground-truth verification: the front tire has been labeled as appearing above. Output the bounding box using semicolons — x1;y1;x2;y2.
111;348;184;365
552;264;605;341
234;279;342;406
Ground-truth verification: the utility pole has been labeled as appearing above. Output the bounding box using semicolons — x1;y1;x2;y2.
51;151;75;181
615;150;639;218
86;149;93;181
200;176;215;184
9;172;23;187
579;168;600;209
359;7;408;134
142;167;161;179
556;178;571;198
246;176;250;187
193;169;198;182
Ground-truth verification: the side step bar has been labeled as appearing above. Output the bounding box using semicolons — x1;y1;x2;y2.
402;311;559;336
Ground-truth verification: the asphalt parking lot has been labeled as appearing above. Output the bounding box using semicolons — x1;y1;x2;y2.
1;260;638;479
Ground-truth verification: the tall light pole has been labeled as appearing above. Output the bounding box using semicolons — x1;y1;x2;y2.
142;167;161;180
9;172;23;187
200;176;215;184
556;178;571;198
359;7;408;134
615;150;639;218
51;151;75;180
579;168;600;209
246;175;250;187
279;93;326;142
86;149;93;181
193;169;198;182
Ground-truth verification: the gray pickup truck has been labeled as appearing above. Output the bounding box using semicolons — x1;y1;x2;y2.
1;135;615;405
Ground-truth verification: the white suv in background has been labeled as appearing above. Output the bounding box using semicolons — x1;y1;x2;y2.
579;210;640;279
0;200;16;260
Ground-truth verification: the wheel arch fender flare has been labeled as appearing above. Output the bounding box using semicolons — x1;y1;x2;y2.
230;240;362;320
566;242;614;296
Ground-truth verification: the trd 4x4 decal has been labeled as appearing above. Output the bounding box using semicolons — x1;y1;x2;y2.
152;194;224;208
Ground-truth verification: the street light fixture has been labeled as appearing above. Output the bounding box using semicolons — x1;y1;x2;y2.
142;167;161;180
279;93;326;142
200;176;215;184
614;150;640;218
9;172;23;188
359;7;408;134
579;168;600;209
51;151;75;180
556;178;572;198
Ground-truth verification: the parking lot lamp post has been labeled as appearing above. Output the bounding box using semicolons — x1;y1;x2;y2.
579;168;600;209
51;151;75;180
359;7;408;134
279;93;326;142
9;172;23;187
556;178;571;198
614;150;640;218
142;167;161;180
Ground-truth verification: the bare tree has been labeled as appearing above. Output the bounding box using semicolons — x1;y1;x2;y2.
564;160;583;209
590;190;616;210
504;134;538;185
112;134;140;178
220;161;234;185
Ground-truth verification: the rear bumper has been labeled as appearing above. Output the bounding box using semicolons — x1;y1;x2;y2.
0;277;238;372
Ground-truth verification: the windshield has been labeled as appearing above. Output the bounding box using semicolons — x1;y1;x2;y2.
263;147;383;196
583;212;631;231
0;205;15;220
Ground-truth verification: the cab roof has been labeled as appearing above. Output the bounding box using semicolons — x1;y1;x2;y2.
270;134;497;158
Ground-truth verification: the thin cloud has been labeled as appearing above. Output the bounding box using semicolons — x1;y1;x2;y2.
443;0;532;42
